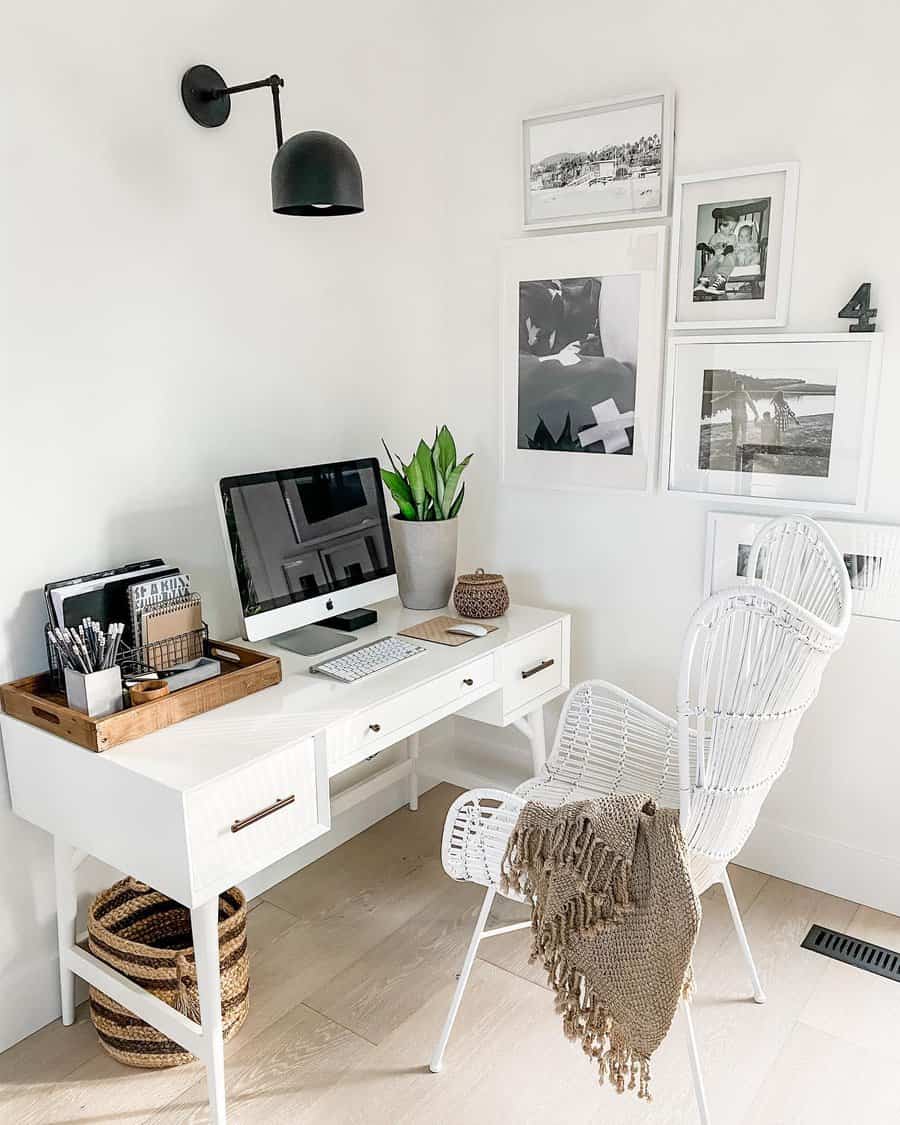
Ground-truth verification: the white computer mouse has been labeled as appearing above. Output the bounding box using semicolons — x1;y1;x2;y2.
447;623;488;638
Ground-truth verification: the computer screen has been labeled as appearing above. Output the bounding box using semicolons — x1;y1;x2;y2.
219;459;395;619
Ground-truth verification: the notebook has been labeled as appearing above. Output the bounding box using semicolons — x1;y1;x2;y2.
141;594;203;670
128;572;192;647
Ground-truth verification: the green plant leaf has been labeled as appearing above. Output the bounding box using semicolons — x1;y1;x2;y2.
404;456;426;519
380;468;416;519
415;440;438;502
448;481;466;518
380;438;402;477
442;452;472;516
434;425;457;477
432;444;446;519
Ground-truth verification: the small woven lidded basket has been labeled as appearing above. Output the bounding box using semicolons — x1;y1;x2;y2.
87;877;249;1068
453;568;510;619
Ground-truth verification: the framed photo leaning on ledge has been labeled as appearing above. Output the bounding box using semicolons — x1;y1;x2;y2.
704;511;900;621
522;91;675;230
669;163;799;329
500;225;667;494
662;333;883;511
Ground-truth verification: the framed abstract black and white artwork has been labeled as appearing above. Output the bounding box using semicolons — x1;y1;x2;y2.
501;226;667;493
522;92;674;230
669;163;799;329
705;511;900;621
663;334;883;511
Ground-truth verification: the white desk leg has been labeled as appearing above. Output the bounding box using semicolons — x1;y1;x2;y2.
191;897;227;1125
53;838;77;1026
526;707;546;775
407;732;420;811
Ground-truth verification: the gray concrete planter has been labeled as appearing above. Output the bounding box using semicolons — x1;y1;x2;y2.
390;516;459;610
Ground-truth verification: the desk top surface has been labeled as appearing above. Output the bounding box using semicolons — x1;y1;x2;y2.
87;599;567;791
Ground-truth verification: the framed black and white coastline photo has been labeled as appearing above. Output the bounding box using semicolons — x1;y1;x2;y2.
663;334;883;510
705;511;900;621
501;226;667;493
669;163;799;328
522;92;674;230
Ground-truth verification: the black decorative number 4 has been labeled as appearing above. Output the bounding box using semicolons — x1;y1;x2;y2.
838;283;877;332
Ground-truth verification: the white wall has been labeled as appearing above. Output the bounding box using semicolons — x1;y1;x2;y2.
0;0;449;1051
440;0;900;914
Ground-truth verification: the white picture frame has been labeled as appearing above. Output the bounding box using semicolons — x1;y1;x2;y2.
522;91;675;231
501;225;667;494
662;333;883;512
669;162;799;329
705;511;900;621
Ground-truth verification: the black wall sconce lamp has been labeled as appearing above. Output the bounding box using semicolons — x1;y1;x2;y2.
180;64;364;216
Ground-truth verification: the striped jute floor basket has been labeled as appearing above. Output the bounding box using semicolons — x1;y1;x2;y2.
87;877;249;1068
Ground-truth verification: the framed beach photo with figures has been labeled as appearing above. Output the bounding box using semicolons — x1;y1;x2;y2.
669;163;799;329
663;334;883;510
500;226;667;493
522;91;675;230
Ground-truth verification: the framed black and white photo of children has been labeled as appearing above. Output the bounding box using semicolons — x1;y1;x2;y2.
704;511;900;621
663;334;883;511
501;226;667;493
669;164;799;329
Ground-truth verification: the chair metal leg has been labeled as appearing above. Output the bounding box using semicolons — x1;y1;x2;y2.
681;997;711;1125
429;886;495;1073
721;871;766;1003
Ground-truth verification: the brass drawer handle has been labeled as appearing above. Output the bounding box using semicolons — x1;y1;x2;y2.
462;677;474;687
231;794;295;833
521;658;554;680
369;722;381;733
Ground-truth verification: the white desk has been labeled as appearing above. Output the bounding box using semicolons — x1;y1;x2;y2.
1;599;570;1124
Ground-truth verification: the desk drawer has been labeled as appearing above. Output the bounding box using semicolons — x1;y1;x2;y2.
185;737;325;895
502;622;564;715
336;653;495;771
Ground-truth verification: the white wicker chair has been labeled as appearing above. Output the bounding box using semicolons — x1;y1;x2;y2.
746;514;852;630
430;571;849;1122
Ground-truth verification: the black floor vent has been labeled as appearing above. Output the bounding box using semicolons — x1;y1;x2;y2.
802;924;900;983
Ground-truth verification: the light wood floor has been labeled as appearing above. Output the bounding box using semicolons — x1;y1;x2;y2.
3;783;900;1125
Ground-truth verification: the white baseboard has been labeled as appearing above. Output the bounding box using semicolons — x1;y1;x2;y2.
738;816;900;918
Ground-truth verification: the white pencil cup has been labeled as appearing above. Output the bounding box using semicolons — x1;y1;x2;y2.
64;667;124;718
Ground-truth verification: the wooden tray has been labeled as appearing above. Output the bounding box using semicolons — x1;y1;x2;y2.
0;640;281;753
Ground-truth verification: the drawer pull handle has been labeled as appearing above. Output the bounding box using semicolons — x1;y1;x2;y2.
231;794;295;833
462;677;474;687
369;723;381;733
522;658;554;680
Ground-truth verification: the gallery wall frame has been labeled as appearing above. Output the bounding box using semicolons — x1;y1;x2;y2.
661;333;883;512
668;162;799;329
521;91;675;231
704;510;900;621
500;225;668;494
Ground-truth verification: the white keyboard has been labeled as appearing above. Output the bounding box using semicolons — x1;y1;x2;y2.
309;636;427;683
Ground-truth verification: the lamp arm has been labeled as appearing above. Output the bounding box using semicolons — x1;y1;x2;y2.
210;74;285;149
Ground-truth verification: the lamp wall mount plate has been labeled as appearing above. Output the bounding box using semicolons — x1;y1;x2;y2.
181;65;231;129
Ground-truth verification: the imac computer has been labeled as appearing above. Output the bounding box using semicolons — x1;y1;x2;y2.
217;458;398;656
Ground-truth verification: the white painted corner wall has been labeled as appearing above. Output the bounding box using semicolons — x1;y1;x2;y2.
4;0;900;1053
438;0;900;919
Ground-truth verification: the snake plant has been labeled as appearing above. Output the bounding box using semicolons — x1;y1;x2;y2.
380;426;472;521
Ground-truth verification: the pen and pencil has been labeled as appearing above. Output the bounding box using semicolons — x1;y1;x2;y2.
50;619;125;674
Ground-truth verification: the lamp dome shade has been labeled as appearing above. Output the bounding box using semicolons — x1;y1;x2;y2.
271;130;364;215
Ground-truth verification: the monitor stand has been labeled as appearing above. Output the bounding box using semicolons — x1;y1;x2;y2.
272;624;356;657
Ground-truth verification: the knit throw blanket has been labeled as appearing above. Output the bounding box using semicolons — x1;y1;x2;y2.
500;794;700;1101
